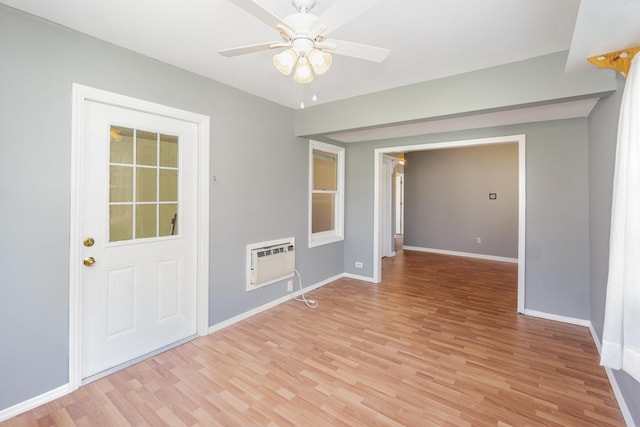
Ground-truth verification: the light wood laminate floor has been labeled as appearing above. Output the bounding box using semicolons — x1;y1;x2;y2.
3;251;624;426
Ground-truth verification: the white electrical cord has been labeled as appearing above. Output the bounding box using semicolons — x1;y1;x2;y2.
290;269;319;309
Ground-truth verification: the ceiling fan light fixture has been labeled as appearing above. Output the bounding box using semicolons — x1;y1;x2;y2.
293;57;314;83
308;48;332;75
273;48;298;75
219;0;391;90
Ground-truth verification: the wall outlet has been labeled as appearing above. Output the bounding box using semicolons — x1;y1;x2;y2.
475;237;482;244
355;261;363;268
287;280;293;292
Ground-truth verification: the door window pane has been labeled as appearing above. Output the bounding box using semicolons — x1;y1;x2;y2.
110;126;134;164
136;131;158;166
136;204;157;239
109;126;180;242
110;205;133;242
159;204;178;237
110;165;133;202
160;134;178;168
159;169;178;202
136;167;157;203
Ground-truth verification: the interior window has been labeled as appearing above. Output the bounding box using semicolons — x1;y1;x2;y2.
309;140;344;247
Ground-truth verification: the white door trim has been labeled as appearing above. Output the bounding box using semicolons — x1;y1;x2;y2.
373;134;526;313
69;84;210;391
395;173;404;235
380;155;399;258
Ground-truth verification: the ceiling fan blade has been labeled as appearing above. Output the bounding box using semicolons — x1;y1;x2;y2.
218;42;284;57
228;0;288;30
311;0;381;38
323;39;390;62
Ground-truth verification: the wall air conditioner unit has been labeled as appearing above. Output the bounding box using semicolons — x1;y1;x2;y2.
246;237;295;291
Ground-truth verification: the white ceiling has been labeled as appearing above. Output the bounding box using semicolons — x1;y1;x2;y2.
2;0;639;139
2;0;584;110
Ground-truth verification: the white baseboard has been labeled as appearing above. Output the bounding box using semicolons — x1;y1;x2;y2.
0;384;70;423
523;309;591;327
403;246;518;263
524;311;635;427
209;273;343;334
588;324;636;427
589;324;603;354
342;272;377;283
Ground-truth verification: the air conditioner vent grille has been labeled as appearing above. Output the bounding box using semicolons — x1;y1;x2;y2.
246;238;295;291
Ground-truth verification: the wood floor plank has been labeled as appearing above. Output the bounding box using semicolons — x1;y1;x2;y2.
2;251;625;426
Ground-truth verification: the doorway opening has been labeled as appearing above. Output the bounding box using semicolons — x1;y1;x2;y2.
373;134;526;313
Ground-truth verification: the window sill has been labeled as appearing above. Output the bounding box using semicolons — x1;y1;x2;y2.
309;233;343;248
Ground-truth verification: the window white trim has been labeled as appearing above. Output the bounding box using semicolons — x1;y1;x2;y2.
309;140;345;248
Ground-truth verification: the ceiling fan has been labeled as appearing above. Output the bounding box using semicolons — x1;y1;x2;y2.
219;0;390;83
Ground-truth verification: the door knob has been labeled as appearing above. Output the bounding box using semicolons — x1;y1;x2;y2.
83;256;96;267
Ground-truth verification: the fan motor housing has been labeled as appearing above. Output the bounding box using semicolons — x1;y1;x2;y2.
284;10;317;34
292;0;317;13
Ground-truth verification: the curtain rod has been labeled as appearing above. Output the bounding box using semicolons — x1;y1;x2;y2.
588;46;640;77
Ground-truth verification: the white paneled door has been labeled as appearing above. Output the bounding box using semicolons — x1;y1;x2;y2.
80;100;198;379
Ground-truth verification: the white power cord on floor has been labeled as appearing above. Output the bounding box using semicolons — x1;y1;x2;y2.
290;269;319;309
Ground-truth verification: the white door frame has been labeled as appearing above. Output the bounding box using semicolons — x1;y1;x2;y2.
69;84;210;391
372;134;526;313
395;173;404;235
380;155;398;258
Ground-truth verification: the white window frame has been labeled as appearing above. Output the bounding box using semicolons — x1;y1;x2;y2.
309;140;345;248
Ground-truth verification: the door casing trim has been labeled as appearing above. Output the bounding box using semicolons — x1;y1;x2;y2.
69;84;210;391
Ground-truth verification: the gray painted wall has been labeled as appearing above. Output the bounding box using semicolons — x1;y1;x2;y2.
403;144;518;258
345;119;590;320
295;52;616;136
2;3;637;424
0;5;343;411
588;74;640;422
